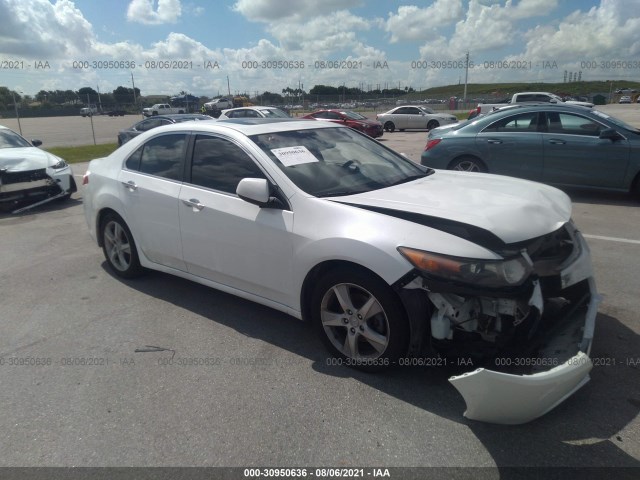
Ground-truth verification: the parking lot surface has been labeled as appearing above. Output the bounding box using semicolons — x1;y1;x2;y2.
0;108;639;471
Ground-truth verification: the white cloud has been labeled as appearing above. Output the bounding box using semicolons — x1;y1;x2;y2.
126;0;182;25
0;0;94;57
418;0;560;59
270;10;371;53
232;0;362;22
520;0;640;61
1;0;639;96
384;1;465;43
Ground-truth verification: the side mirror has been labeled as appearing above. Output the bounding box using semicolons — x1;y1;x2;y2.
32;139;42;147
237;178;270;205
599;128;622;141
236;177;287;209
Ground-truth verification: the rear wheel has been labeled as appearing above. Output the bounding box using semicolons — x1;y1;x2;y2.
311;267;409;371
449;156;487;173
101;213;143;278
384;121;395;133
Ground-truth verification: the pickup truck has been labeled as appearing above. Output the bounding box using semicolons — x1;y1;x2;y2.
474;92;594;116
142;104;185;117
80;106;98;117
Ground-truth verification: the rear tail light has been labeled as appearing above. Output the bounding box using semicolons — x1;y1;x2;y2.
425;139;441;151
82;172;90;185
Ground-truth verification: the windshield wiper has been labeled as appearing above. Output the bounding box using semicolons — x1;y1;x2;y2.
316;188;378;198
387;169;434;187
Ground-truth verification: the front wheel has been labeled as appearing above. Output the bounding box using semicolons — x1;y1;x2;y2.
311;268;409;370
101;213;144;278
427;120;439;130
384;121;395;133
449;156;487;173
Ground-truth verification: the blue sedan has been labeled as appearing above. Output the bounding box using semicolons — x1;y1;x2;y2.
421;104;640;198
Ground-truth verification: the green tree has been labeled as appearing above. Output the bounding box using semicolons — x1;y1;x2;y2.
113;86;140;104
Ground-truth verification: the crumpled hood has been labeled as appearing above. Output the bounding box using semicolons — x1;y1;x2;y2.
0;147;61;171
331;171;571;244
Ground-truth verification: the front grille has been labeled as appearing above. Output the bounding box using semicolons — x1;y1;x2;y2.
498;223;576;277
526;225;574;264
0;168;48;185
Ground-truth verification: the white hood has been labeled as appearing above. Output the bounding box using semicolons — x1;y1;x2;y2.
334;171;571;244
0;147;62;171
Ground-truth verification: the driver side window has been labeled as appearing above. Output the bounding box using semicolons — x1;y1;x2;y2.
190;135;266;194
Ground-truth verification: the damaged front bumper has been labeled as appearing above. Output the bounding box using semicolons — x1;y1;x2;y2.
0;165;76;214
449;231;600;425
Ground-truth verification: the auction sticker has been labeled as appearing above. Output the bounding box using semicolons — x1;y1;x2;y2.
271;146;319;167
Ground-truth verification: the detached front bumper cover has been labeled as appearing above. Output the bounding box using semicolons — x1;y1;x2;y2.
449;232;600;425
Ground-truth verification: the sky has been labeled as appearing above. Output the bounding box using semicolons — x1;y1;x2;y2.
0;0;639;98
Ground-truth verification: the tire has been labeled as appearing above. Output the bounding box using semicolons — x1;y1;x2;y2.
311;267;409;371
449;156;487;173
427;120;439;130
101;213;144;278
384;121;395;133
152;111;158;116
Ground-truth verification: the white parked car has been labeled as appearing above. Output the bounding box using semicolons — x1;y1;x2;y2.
203;98;234;110
376;106;458;132
83;119;598;424
0;126;76;213
218;106;290;119
619;96;632;104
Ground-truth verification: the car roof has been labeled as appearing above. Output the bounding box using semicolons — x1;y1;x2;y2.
147;113;212;119
488;103;593;114
221;106;282;113
152;118;336;136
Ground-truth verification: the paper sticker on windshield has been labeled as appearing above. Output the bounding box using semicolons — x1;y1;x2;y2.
271;146;319;167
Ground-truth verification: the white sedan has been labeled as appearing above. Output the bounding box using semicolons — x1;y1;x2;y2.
83;118;598;424
376;105;458;132
218;106;290;119
0;126;76;213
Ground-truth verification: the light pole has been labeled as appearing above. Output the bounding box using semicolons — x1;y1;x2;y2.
12;91;23;136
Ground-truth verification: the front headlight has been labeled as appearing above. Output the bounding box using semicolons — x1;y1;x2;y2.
398;247;532;288
50;158;68;169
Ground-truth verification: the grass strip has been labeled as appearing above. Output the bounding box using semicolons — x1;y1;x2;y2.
45;143;119;164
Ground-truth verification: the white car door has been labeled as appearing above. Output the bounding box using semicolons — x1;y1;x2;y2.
178;134;295;306
118;133;188;271
405;107;425;129
391;107;409;129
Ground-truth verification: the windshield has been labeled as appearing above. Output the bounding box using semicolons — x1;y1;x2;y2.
592;109;640;133
342;111;367;120
259;108;290;118
250;127;430;197
0;129;33;149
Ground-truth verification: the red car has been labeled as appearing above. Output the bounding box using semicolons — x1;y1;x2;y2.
303;109;383;138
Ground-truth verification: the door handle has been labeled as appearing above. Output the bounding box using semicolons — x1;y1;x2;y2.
548;139;566;144
121;180;138;191
487;139;503;144
182;198;205;211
